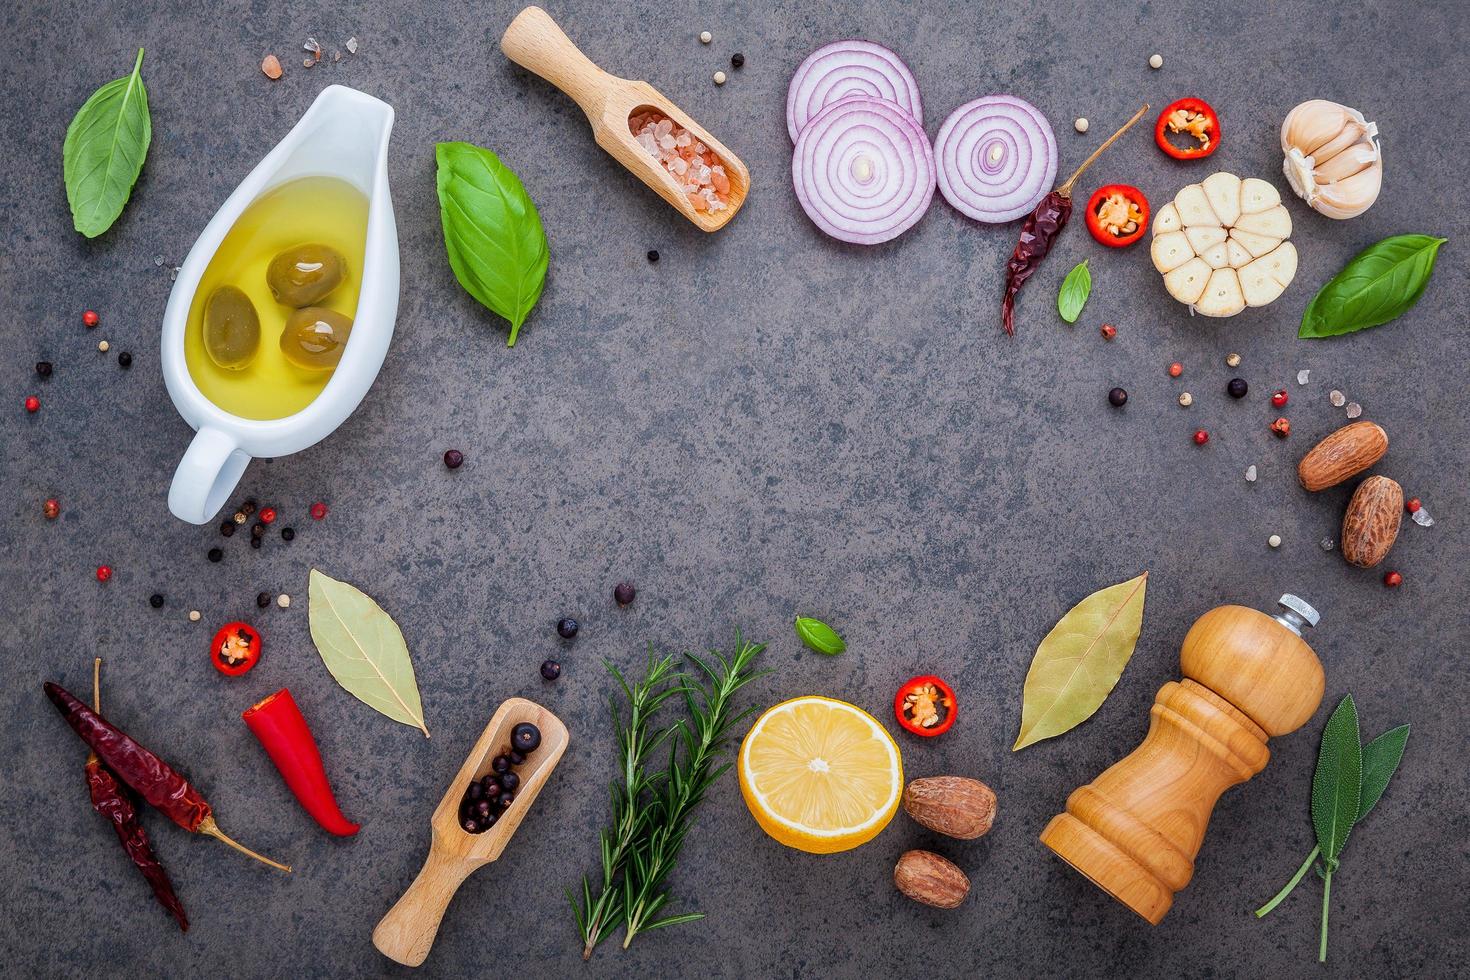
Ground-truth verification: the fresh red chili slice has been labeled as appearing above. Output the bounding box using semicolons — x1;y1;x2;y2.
211;622;261;676
243;689;360;837
894;675;957;737
1084;184;1150;248
1155;98;1221;160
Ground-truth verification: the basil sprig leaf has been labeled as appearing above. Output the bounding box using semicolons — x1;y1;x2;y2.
794;617;846;656
64;48;152;238
1057;260;1091;324
1299;234;1446;339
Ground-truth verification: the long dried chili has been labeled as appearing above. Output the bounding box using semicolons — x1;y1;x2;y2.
85;659;189;931
45;681;292;873
1001;105;1150;336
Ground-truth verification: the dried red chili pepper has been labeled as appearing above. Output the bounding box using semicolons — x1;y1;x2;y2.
243;689;360;837
1002;105;1150;335
1155;98;1220;160
85;659;188;931
895;675;957;737
44;681;292;873
1084;184;1149;248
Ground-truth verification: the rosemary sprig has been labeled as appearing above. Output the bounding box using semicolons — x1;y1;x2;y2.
570;650;684;959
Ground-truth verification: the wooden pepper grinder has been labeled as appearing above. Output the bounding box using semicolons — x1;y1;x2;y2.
1039;596;1324;924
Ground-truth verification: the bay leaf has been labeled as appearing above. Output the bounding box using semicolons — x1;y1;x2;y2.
1013;572;1147;751
308;569;429;737
1311;694;1361;862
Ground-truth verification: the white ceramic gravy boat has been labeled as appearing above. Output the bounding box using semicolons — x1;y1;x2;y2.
162;85;399;524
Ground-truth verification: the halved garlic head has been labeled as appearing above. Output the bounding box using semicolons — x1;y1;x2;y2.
1150;171;1297;317
1281;99;1382;219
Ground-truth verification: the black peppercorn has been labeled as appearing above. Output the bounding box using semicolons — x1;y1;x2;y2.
241;499;257;516
1108;387;1128;408
207;548;223;563
257;591;271;608
250;537;262;550
35;361;53;378
614;581;636;606
149;593;165;609
731;52;745;68
118;351;132;369
281;527;295;541
647;249;660;263
1227;378;1249;399
557;617;579;639
220;521;236;537
251;522;266;539
444;449;464;469
541;659;561;680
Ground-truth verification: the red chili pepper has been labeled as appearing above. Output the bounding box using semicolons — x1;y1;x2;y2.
44;681;291;872
1155;98;1220;160
894;675;957;737
243;689;360;837
1084;185;1149;247
211;622;261;676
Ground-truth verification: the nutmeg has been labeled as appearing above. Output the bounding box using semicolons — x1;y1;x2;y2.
1298;421;1388;491
1341;475;1403;568
902;776;996;839
893;849;969;909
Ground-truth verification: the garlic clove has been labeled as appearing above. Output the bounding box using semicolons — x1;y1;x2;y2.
1256;240;1298;288
1314;142;1379;183
1174;184;1219;226
1226;238;1253;269
1151;231;1196;273
1233;205;1292;240
1230;227;1283;258
1311;121;1374;169
1282;100;1352;156
1164;257;1212;306
1240;255;1285;307
1152;201;1181;234
1201;172;1242;227
1239;177;1282;215
1184;225;1228;254
1199;240;1231;269
1195;268;1246;317
1315;165;1382;220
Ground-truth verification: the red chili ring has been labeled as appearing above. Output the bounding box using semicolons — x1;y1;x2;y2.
211;622;262;676
894;675;957;737
1084;184;1150;248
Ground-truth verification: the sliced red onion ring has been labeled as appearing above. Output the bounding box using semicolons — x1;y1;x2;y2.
792;96;936;245
787;40;923;143
934;96;1057;223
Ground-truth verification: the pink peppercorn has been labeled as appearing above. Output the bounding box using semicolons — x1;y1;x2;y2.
44;498;60;519
310;502;328;520
83;310;100;327
1100;323;1117;340
1271;389;1288;408
1193;429;1209;446
259;507;277;524
1406;498;1421;514
96;565;112;583
25;396;40;413
1383;570;1402;588
1168;362;1183;378
1271;417;1291;438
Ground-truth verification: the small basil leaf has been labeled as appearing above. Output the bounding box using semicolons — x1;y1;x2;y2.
64;48;152;238
1357;724;1409;821
1057;260;1091;324
1311;695;1362;862
1299;235;1446;339
794;617;845;656
435;142;550;347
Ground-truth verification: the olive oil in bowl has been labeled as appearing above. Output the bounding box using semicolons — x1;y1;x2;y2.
184;176;368;420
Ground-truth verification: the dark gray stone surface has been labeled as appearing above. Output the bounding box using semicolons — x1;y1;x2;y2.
3;1;1466;976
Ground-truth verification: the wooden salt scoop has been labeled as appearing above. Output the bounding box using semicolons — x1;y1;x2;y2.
501;5;750;231
373;698;569;966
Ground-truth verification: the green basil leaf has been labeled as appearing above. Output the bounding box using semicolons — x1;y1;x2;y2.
1057;260;1091;324
1311;695;1362;862
435;142;550;347
63;48;151;239
1357;723;1409;821
1299;235;1446;339
794;617;845;656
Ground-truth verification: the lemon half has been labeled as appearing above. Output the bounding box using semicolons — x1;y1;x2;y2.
738;696;903;853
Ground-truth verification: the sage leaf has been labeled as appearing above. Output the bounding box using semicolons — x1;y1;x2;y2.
1310;695;1361;862
1057;260;1091;324
307;569;429;737
1013;571;1147;751
435;142;550;347
1357;723;1409;820
1299;235;1446;339
794;617;845;656
63;48;152;238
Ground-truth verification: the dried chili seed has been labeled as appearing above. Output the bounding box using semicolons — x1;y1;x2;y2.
44;498;61;519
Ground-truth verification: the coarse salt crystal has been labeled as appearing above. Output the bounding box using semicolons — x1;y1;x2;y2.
1297;369;1310;385
1345;402;1362;418
1330;389;1346;407
1244;465;1257;482
1412;506;1435;527
304;37;322;55
1320;537;1334;551
345;36;359;55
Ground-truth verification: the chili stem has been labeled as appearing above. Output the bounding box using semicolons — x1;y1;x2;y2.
1057;104;1150;197
197;816;292;873
1254;845;1319;917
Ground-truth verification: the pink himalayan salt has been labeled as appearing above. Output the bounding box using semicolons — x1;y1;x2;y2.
629;111;730;212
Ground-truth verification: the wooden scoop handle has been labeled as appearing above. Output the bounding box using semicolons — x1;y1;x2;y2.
501;6;615;121
372;848;478;967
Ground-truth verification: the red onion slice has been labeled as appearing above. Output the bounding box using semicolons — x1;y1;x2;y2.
787;40;923;143
792;96;936;245
934;96;1057;223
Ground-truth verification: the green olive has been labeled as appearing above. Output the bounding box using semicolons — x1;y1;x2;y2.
203;285;261;370
280;306;353;370
266;243;346;307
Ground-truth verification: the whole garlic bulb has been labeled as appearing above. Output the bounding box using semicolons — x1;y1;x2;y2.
1281;100;1382;219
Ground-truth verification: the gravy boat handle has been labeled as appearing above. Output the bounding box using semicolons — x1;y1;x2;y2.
169;426;252;524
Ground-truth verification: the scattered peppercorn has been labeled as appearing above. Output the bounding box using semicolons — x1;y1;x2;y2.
1225;353;1242;368
713;70;727;85
208;548;223;563
1268;534;1282;549
1227;378;1248;398
731;52;745;68
1383;571;1402;588
35;361;53;378
311;502;328;520
1271;389;1289;408
614;581;636;606
43;498;60;519
259;507;277;524
1168;362;1183;378
1099;323;1117;340
1193;429;1209;446
25;396;40;413
250;537;262;550
443;449;464;469
241;499;257;516
117;351;132;369
541;659;562;681
647;249;660;263
83;310;100;327
233;511;248;525
1406;498;1421;514
257;592;271;608
251;523;266;539
96;565;112;582
188;610;201;622
277;594;291;608
220;520;236;537
1270;417;1291;438
97;340;110;353
557;617;579;639
150;593;165;608
1177;392;1193;407
1108;387;1128;407
281;526;296;541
